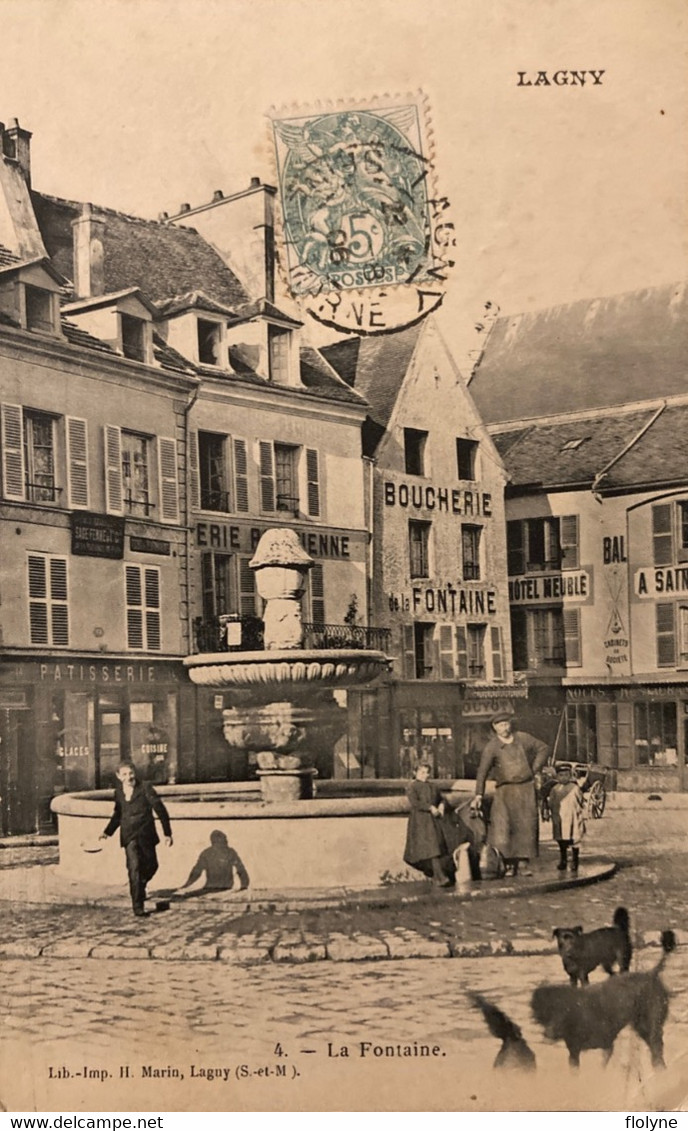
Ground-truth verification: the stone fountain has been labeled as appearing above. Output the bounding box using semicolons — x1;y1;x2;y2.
185;529;391;801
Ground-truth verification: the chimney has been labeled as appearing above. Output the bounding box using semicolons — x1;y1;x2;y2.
2;119;32;186
71;203;107;297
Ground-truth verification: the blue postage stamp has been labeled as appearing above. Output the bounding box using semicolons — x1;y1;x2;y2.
270;99;453;333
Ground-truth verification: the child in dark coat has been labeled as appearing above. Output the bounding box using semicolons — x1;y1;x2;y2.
403;763;452;886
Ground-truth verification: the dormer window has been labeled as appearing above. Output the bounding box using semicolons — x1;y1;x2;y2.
268;325;291;383
25;286;56;334
198;319;222;366
120;313;146;362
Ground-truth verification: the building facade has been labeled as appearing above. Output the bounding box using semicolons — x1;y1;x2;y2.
471;283;688;790
324;321;517;781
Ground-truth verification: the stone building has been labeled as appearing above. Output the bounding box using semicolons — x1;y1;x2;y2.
0;118;370;830
470;282;688;791
324;319;517;780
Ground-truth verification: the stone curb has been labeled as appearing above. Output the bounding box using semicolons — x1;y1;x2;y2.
3;935;683;964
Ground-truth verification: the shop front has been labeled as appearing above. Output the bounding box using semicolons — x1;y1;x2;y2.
0;657;187;834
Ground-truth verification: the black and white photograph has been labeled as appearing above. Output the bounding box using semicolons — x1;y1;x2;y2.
0;0;686;1113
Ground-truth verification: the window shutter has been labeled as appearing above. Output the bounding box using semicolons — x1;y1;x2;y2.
1;403;25;500
188;430;200;510
66;417;89;509
563;607;582;666
506;520;525;576
310;563;325;624
125;566;144;649
490;625;504;681
50;558;69;645
233;439;249;512
258;441;275;512
652;504;673;566
306;448;320;517
157;437;179;523
456;624;468;679
656;603;676;668
104;425;123;515
560;515;580;569
238;556;257;616
402;624;415;679
145;567;161;651
28;554;48;643
438;624;455;679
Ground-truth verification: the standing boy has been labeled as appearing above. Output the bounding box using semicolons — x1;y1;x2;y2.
100;761;172;916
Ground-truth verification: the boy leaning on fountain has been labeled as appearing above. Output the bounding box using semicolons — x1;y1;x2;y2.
100;760;173;917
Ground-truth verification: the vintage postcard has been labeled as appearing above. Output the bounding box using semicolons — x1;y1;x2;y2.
0;0;687;1115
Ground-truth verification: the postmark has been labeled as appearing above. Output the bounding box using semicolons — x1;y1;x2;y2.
270;96;455;335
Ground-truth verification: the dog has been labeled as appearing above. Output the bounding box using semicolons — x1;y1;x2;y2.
532;929;676;1068
553;906;632;986
468;991;537;1071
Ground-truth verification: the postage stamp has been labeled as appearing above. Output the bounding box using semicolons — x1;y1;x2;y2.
270;95;455;335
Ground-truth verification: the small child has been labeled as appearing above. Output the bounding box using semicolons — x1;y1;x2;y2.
548;763;586;872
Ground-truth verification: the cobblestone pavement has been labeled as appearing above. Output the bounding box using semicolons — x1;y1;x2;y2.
0;810;686;962
2;949;687;1111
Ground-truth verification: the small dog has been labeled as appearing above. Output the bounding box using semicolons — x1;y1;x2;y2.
553;906;632;986
532;929;676;1068
468;991;537;1071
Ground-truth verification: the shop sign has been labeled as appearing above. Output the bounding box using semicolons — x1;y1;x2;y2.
508;569;592;605
634;566;688;598
389;587;497;616
383;481;492;518
71;512;125;559
39;662;158;683
130;536;171;556
566;687;614;702
0;690;28;709
618;684;685;700
195;522;358;560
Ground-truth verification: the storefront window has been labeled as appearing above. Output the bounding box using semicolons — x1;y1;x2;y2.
398;710;457;778
564;703;597;763
634;701;677;767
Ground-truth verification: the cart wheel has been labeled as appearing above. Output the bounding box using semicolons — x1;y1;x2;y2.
588;779;606;818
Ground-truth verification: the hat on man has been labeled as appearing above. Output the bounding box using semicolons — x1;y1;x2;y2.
490;710;514;726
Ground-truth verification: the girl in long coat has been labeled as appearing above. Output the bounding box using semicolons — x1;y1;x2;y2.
403;763;452;886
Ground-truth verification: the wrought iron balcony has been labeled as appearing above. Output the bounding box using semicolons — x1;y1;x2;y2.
200;488;231;513
191;616;391;654
462;562;481;581
276;493;300;516
301;622;392;651
26;482;62;503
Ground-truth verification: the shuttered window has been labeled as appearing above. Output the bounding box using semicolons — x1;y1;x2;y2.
233;439;249;512
652;504;673;566
462;524;482;581
125;565;161;651
490;625;504;681
66;417;89;508
560;515;580;569
258;441;276;512
188;430;200;510
302;564;325;625
467;624;486;678
656;603;676;668
456;624;468;679
104;425;123;515
157;436;179;523
2;403;25;500
238;556;258;616
28;553;69;646
438;624;455;679
306;448;320;517
563;607;582;666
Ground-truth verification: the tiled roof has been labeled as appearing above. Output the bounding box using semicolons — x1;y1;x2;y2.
299;345;367;406
470;282;688;423
0;245;20;268
31;192;249;308
322;324;423;453
493;403;688;492
61;317;117;354
157;291;238;319
231;298;302;327
152;333;196;374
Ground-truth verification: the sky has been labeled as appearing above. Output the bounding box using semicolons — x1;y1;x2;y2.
0;0;686;362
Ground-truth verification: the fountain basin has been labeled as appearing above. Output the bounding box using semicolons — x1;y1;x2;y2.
51;781;471;890
183;649;391;689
